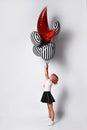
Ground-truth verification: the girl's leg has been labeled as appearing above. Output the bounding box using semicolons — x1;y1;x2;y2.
47;103;54;121
47;103;51;118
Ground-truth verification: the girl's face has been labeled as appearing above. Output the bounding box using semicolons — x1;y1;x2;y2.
50;74;58;84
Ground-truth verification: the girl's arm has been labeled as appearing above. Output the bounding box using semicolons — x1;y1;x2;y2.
44;63;49;80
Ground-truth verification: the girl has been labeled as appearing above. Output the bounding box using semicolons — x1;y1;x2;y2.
41;64;59;125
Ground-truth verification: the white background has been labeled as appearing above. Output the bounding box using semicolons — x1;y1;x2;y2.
0;0;87;130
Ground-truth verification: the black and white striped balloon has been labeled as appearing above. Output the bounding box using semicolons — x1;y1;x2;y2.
33;46;41;56
31;31;41;46
41;42;55;61
50;20;60;35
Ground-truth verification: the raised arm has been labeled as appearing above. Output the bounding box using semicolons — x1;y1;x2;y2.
44;63;49;80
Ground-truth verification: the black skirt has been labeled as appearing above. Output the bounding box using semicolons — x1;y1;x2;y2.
41;91;55;103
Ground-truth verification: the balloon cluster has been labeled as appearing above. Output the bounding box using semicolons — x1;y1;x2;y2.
30;7;60;61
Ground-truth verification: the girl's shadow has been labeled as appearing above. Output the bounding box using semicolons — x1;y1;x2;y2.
53;30;72;121
55;88;69;121
53;30;73;66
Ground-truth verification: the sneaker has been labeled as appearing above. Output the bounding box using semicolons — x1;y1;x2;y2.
48;120;54;126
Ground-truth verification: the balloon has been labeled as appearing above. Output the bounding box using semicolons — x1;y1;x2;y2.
40;42;55;60
30;7;61;61
31;31;41;46
37;7;56;42
33;46;41;56
50;20;60;35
